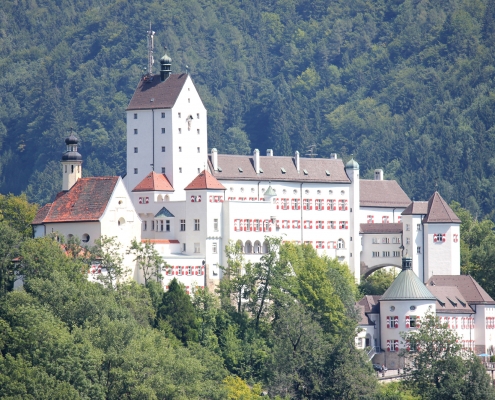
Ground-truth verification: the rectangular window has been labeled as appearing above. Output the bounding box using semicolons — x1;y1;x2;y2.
134;168;138;174
338;199;348;210
178;266;183;275
281;198;289;210
197;129;200;134
213;218;218;231
417;224;421;231
316;241;324;249
151;221;155;230
161;146;165;152
180;220;186;231
143;221;147;231
339;221;348;229
316;220;324;229
315;199;324;210
387;316;399;329
372;251;380;257
197;113;200;119
194;243;200;253
372;237;378;244
382;251;390;257
417;246;421;254
179;146;182;152
392;237;401;244
328;241;336;249
194;219;200;231
367;215;374;224
382;215;389;223
328;221;336;229
179;167;182;173
197;147;200;153
134;147;138;153
178;112;181;118
179;128;181;134
382;238;390;244
134;113;137;119
182;243;186;252
406;224;410;231
161;112;165;118
161;128;165;134
134;129;138;135
327;199;336;210
160;220;164;231
161;167;166;173
166;220;170;232
393;251;401;257
406;237;410;244
212;242;217;254
303;199;312;210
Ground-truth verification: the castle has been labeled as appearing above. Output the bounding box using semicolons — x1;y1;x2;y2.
31;32;495;360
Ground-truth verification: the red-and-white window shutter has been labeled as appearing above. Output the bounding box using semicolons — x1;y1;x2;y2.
386;316;390;329
394;316;399;328
209;195;213;202
139;197;143;204
453;234;459;243
416;316;421;329
191;195;195;202
394;340;399;352
442;234;446;242
276;198;280;209
197;195;201;202
345;221;349;229
386;340;391;352
145;197;149;204
405;315;410;328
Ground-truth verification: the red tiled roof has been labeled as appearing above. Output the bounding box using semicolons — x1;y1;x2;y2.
360;223;403;234
126;74;189;110
428;286;474;314
32;203;52;225
360;180;411;208
426;275;495;305
402;201;428;215
32;177;118;224
185;170;226;190
132;171;174;192
423;192;461;223
142;239;180;244
208;154;351;183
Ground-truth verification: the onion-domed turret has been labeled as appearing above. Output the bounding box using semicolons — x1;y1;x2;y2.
160;53;172;81
62;132;82;161
61;131;82;190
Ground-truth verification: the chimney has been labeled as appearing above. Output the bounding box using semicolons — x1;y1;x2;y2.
374;169;383;180
254;149;260;174
295;150;300;173
330;153;338;159
267;149;273;156
212;148;218;171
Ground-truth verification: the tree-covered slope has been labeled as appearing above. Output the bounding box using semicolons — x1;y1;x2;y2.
1;0;495;215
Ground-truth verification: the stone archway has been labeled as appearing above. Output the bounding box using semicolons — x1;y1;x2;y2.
361;262;402;279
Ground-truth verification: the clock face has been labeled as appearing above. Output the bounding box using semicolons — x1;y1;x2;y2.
390;306;395;311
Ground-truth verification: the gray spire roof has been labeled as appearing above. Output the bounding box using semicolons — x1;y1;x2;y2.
380;258;436;301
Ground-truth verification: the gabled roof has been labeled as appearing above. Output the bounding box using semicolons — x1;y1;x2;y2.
360;180;411;208
32;177;119;224
360;223;403;234
185;170;226;190
126;74;188;110
358;295;381;314
428;286;474;314
132;171;174;192
423;192;461;224
155;207;175;218
426;275;495;305
381;262;436;301
208;154;351;183
402;201;428;215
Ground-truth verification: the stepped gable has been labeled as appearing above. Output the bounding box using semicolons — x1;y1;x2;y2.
32;177;118;223
360;223;403;234
423;192;461;223
132;171;174;192
426;275;495;305
360;180;411;208
381;258;436;301
208;154;350;183
427;286;474;314
185;170;226;190
126;73;189;110
402;201;429;215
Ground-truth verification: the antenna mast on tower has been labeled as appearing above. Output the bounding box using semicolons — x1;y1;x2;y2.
146;23;155;78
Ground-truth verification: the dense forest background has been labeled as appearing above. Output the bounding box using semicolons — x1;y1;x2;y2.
2;0;495;216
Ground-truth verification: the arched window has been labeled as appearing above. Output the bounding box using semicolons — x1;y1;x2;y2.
82;233;90;243
165;195;170;202
118;217;125;227
262;240;269;253
254;240;261;253
338;238;345;249
157;194;163;202
245;241;253;254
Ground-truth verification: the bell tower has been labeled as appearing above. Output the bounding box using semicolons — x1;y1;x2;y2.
61;131;82;191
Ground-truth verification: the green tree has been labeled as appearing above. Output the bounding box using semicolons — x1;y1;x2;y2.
87;236;126;289
359;269;398;296
0;193;38;238
158;278;198;344
402;312;495;400
0;222;22;295
127;238;165;285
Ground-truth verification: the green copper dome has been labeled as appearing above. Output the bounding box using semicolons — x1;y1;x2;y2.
380;258;436;301
345;158;359;170
160;54;172;63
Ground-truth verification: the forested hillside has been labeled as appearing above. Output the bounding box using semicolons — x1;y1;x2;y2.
1;0;495;216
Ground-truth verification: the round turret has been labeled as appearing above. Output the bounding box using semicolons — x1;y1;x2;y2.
160;53;172;81
345;158;359;170
62;133;82;161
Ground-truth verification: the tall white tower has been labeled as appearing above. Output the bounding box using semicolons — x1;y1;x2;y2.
346;158;361;283
61;133;82;191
